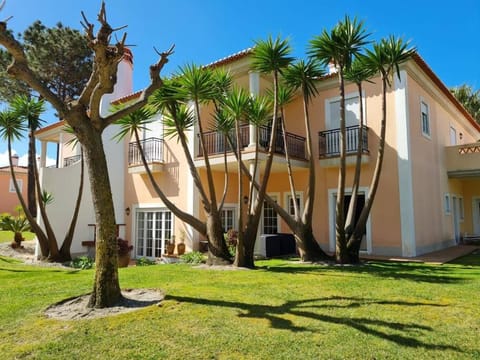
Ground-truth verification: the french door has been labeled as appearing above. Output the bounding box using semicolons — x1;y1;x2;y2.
135;209;172;258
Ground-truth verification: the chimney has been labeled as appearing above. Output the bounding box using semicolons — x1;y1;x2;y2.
328;60;338;75
11;154;19;166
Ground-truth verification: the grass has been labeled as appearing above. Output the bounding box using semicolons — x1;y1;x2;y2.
0;254;479;359
0;230;36;244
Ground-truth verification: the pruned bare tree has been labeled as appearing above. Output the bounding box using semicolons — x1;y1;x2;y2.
0;1;173;308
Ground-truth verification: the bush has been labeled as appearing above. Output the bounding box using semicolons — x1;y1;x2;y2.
69;256;94;270
180;251;205;264
117;238;133;256
136;257;156;266
0;213;12;229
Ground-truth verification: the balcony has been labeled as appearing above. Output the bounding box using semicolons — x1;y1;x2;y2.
128;137;164;174
63;155;82;167
198;125;307;160
446;143;480;178
318;125;370;167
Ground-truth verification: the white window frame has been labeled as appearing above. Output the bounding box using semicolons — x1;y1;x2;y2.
325;91;366;130
421;99;431;138
220;205;237;232
132;204;174;259
262;193;280;235
9;178;22;193
449;125;457;146
444;193;451;215
284;191;304;217
458;196;464;222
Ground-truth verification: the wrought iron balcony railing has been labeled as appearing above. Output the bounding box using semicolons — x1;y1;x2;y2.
318;125;369;158
198;125;306;160
128;137;164;165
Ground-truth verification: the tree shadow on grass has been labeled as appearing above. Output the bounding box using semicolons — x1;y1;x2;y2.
258;261;470;284
168;294;460;353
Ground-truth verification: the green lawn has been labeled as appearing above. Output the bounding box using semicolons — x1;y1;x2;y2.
0;254;479;359
0;230;36;244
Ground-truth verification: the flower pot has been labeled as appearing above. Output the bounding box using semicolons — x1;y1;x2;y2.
118;253;131;267
166;243;175;255
177;243;186;255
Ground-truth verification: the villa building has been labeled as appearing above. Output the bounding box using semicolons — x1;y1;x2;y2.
0;155;28;215
35;48;480;259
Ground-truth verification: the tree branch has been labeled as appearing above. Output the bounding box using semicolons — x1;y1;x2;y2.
0;21;67;116
102;44;174;126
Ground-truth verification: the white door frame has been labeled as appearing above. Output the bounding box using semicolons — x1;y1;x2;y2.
328;187;372;254
131;204;173;259
472;197;480;234
452;195;460;243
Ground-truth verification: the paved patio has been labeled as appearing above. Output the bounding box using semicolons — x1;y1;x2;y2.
361;245;480;265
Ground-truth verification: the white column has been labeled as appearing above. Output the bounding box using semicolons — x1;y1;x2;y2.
40;141;47;168
248;71;260;147
395;70;416;257
58;133;64;168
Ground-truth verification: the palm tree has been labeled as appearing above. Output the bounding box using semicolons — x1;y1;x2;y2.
309;16;370;263
277;59;331;260
344;36;415;262
10;95;61;260
114;101;208;254
176;64;231;264
220;86;251;266
231;35;292;268
450;84;480;123
0;110;50;257
10;95;45;218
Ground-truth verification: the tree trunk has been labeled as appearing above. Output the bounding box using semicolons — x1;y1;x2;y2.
206;212;231;265
335;68;347;263
83;129;121;308
60;149;84;261
295;223;329;261
27;130;37;218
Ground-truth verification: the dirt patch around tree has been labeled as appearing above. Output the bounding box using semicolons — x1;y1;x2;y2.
44;288;164;320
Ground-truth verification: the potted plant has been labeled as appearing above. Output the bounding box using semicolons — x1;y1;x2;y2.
177;231;186;255
166;236;175;255
0;215;29;249
117;238;133;267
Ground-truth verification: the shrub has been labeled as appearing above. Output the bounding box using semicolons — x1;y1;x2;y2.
136;257;156;266
180;251;205;264
0;213;12;230
117;238;133;256
70;256;94;269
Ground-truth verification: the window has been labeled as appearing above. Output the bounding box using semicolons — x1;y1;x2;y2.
9;178;22;193
221;208;236;232
421;101;430;137
263;196;278;234
136;209;172;258
286;193;303;217
444;194;451;214
449;126;457;146
459;197;464;221
326;93;361;130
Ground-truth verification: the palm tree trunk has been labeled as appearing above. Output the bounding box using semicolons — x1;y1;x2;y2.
233;118;245;267
345;82;364;241
33;147;60;261
348;75;388;257
84;129;122;309
60;148;84;261
27;129;37;218
335;69;348;264
7;139;49;257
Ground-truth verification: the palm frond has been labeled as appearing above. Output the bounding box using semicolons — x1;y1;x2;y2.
0;110;25;142
251;36;294;74
10;95;46;130
283;59;323;104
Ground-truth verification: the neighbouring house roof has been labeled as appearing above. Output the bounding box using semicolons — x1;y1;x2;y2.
0;165;27;173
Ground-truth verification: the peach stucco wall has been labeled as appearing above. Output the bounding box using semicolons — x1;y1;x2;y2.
0;168;28;215
406;70;479;252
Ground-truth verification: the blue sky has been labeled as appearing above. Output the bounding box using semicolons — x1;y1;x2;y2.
0;0;479;165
